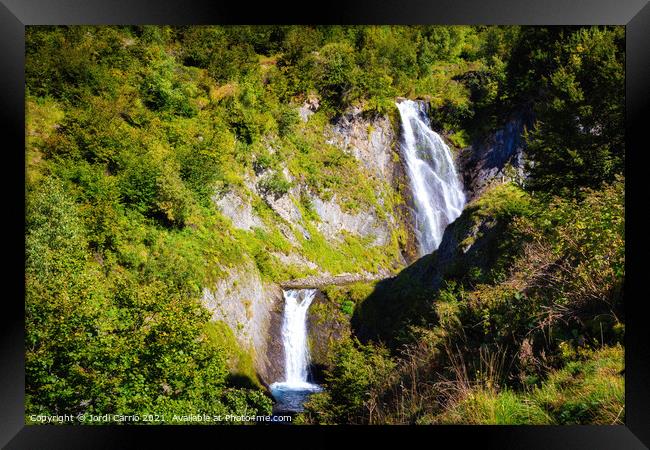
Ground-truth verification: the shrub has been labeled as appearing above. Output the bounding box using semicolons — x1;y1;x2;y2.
298;337;395;424
257;171;291;199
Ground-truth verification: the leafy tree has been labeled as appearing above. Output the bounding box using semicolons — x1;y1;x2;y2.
314;42;359;108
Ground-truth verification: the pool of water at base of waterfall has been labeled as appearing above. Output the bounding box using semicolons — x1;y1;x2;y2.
270;381;322;415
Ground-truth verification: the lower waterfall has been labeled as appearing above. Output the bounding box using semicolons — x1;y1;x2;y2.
270;289;321;413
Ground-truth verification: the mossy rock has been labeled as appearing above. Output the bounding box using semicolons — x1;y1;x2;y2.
306;289;358;381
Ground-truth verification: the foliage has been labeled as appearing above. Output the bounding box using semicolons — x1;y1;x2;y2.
25;25;625;425
452;26;624;196
297;337;395;424
529;344;624;424
322;282;376;316
324;179;624;424
257;171;291;199
204;321;261;389
25;178;272;420
421;344;623;425
523;27;625;196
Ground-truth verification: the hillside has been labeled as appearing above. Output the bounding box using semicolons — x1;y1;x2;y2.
25;25;624;424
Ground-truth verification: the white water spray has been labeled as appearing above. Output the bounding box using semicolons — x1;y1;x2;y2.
397;100;466;255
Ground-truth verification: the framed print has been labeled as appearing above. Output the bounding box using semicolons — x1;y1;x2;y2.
2;0;649;447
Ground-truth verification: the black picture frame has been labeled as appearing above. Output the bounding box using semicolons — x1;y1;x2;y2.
2;1;648;447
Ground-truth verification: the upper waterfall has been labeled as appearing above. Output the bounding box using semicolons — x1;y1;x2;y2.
396;100;466;255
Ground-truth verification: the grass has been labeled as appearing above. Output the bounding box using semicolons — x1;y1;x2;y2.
434;388;551;424
530;344;624;425
432;345;624;425
297;221;398;275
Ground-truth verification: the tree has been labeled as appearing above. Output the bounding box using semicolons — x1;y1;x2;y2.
524;27;624;195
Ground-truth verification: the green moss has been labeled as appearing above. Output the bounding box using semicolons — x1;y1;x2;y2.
323;282;377;315
439;182;533;283
204;321;262;389
257;171;292;198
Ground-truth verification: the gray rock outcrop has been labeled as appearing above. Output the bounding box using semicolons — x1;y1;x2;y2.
328;106;398;183
312;195;391;246
281;270;391;290
201;260;285;385
213;190;264;231
460;110;533;201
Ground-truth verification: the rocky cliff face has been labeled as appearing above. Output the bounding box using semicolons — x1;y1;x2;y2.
213;190;264;231
202;101;530;385
327;106;419;263
320;106;414;255
203;103;417;386
460;109;533;201
327;106;399;184
306;290;352;381
201;260;285;385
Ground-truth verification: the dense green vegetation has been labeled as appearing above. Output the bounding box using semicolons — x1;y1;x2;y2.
294;25;625;425
457;27;625;196
299;179;624;424
25;25;624;424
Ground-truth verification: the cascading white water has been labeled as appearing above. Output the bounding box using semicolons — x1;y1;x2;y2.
278;289;317;387
397;100;466;255
270;289;321;412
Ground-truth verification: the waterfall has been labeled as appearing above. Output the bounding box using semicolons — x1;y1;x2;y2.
396;100;466;255
270;289;321;412
278;289;317;387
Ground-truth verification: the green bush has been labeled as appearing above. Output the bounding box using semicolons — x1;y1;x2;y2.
257;171;291;198
315;42;359;107
298;337;395;424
